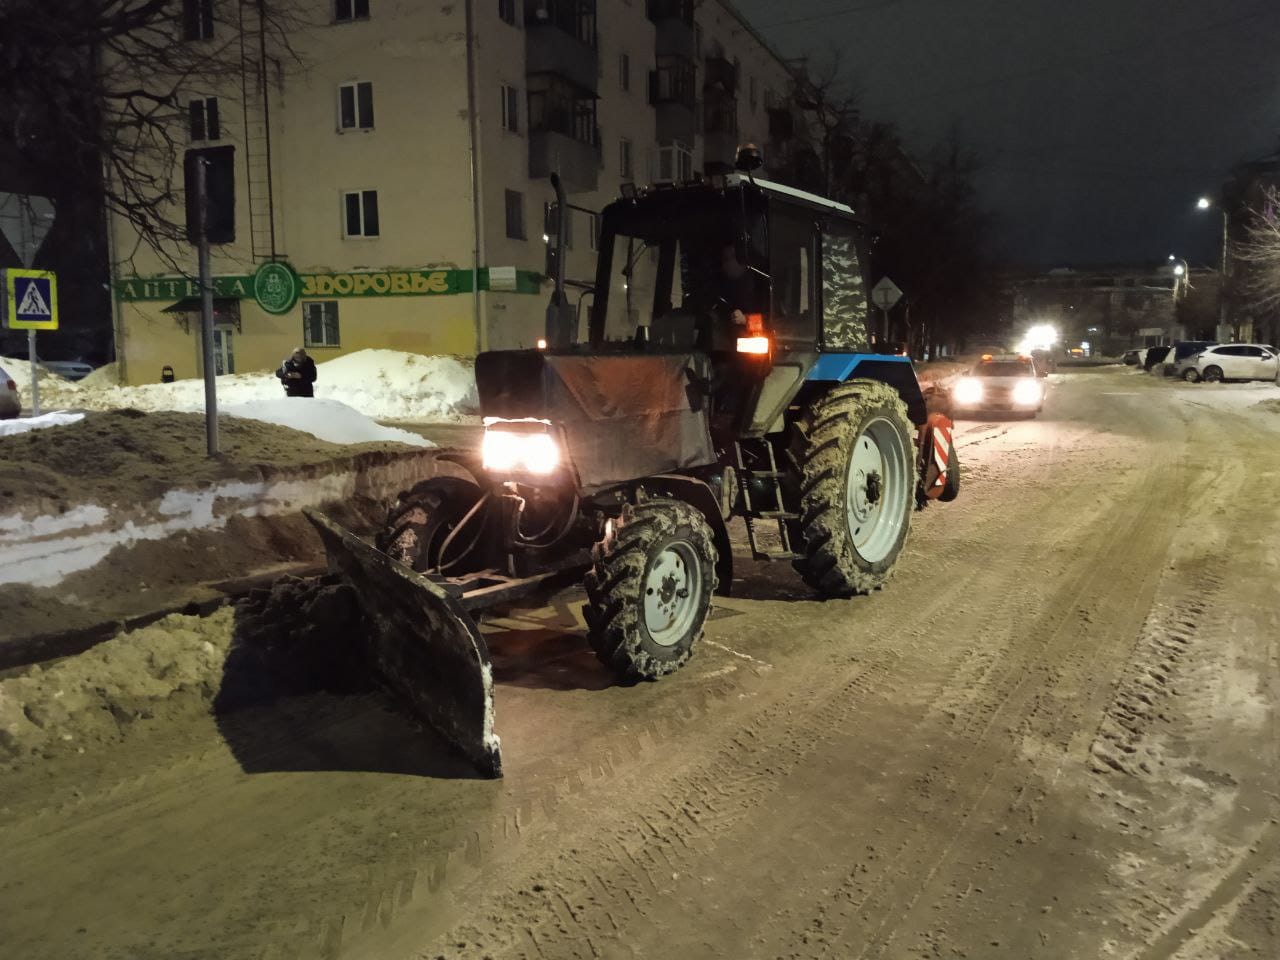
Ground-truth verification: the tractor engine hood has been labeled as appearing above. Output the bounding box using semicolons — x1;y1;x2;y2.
475;350;718;491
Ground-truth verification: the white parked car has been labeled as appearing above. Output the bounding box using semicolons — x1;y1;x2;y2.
0;363;20;419
1176;344;1279;383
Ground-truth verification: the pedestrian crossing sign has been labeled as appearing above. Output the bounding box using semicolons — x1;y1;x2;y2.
3;268;58;330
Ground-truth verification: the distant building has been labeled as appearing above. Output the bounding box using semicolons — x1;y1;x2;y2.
108;0;796;385
1006;263;1218;355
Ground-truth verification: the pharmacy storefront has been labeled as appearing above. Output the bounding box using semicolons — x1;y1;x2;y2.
113;262;542;385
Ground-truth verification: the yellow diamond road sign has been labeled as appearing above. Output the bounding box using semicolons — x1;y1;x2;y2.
3;268;58;331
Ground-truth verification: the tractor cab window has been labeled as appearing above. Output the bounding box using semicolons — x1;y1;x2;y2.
821;222;871;351
592;188;768;349
769;206;817;350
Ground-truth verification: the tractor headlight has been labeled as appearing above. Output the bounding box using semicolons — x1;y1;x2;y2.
953;377;984;405
1012;378;1042;406
482;418;562;476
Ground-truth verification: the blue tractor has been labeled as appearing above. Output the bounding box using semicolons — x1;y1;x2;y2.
309;155;959;775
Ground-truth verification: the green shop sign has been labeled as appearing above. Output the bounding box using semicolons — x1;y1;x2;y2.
115;263;541;310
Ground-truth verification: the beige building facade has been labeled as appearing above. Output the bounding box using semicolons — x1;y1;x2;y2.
109;0;796;385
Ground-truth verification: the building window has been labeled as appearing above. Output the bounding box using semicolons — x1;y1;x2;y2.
588;212;601;251
343;190;380;237
498;0;516;24
501;83;520;133
619;52;630;92
505;189;525;240
619;138;633;179
303;301;341;347
749;76;758;110
658;140;692;182
334;0;370;22
182;0;214;41
338;82;374;130
189;97;220;141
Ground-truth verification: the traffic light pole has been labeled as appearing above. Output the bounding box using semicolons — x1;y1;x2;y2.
196;158;219;456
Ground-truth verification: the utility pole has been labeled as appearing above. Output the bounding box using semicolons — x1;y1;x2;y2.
196;158;219;456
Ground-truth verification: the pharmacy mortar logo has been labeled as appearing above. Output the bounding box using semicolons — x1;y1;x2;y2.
252;262;301;315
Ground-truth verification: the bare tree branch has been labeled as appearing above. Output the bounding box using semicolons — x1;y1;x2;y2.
1;0;310;272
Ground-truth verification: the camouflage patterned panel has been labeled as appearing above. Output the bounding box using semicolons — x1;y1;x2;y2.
822;231;872;351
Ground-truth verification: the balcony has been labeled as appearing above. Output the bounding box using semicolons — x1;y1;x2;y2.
647;0;696;58
703;55;737;96
703;95;738;167
528;78;600;192
650;55;697;143
525;0;598;92
529;129;600;193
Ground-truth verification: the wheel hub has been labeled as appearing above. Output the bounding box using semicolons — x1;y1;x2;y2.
643;543;701;647
844;417;910;564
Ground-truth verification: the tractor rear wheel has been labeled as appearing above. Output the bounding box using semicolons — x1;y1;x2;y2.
377;476;487;575
788;380;917;596
585;499;717;681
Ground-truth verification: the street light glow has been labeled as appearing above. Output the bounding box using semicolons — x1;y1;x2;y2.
1196;197;1212;210
1173;264;1185;276
1016;323;1058;355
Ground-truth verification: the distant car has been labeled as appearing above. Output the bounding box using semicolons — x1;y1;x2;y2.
0;363;20;419
949;353;1045;418
1122;349;1142;365
1143;345;1171;372
1159;340;1217;377
1176;343;1279;383
41;360;94;381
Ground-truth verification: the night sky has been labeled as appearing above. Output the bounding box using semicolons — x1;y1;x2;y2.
734;0;1280;268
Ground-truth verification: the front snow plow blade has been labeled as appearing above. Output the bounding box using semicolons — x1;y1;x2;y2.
304;509;502;778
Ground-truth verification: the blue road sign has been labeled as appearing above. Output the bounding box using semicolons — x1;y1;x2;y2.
3;269;58;330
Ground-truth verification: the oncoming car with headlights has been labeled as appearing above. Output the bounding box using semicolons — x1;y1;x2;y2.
950;354;1045;418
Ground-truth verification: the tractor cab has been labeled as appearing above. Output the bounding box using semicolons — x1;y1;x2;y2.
584;174;877;440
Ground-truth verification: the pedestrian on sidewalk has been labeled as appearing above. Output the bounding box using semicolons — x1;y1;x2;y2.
277;347;317;398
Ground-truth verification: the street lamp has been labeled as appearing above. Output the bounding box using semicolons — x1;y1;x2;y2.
1195;195;1230;337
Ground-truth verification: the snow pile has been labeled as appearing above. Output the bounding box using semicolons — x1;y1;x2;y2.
80;349;478;423
0;411;85;437
0;356;84;409
218;397;432;447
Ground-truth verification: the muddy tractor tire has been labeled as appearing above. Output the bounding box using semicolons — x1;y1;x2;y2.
584;499;718;681
789;380;917;597
377;475;487;575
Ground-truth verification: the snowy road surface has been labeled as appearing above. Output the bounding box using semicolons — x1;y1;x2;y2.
2;367;1278;959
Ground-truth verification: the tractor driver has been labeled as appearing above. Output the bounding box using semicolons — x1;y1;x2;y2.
715;242;763;329
687;241;763;349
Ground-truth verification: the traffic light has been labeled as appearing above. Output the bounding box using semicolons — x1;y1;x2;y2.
184;145;236;244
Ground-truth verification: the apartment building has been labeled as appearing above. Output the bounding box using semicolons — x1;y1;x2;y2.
109;0;795;384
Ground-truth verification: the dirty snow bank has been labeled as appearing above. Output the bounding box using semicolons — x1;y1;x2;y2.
0;577;374;765
219;397;432;447
0;608;236;760
0;411;84;437
34;349;479;422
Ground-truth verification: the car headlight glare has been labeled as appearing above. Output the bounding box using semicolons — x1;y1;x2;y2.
1012;378;1042;405
482;419;562;475
953;378;984;405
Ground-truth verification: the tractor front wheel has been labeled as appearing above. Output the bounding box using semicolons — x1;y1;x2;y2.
377;475;487;575
789;381;917;596
585;499;717;681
